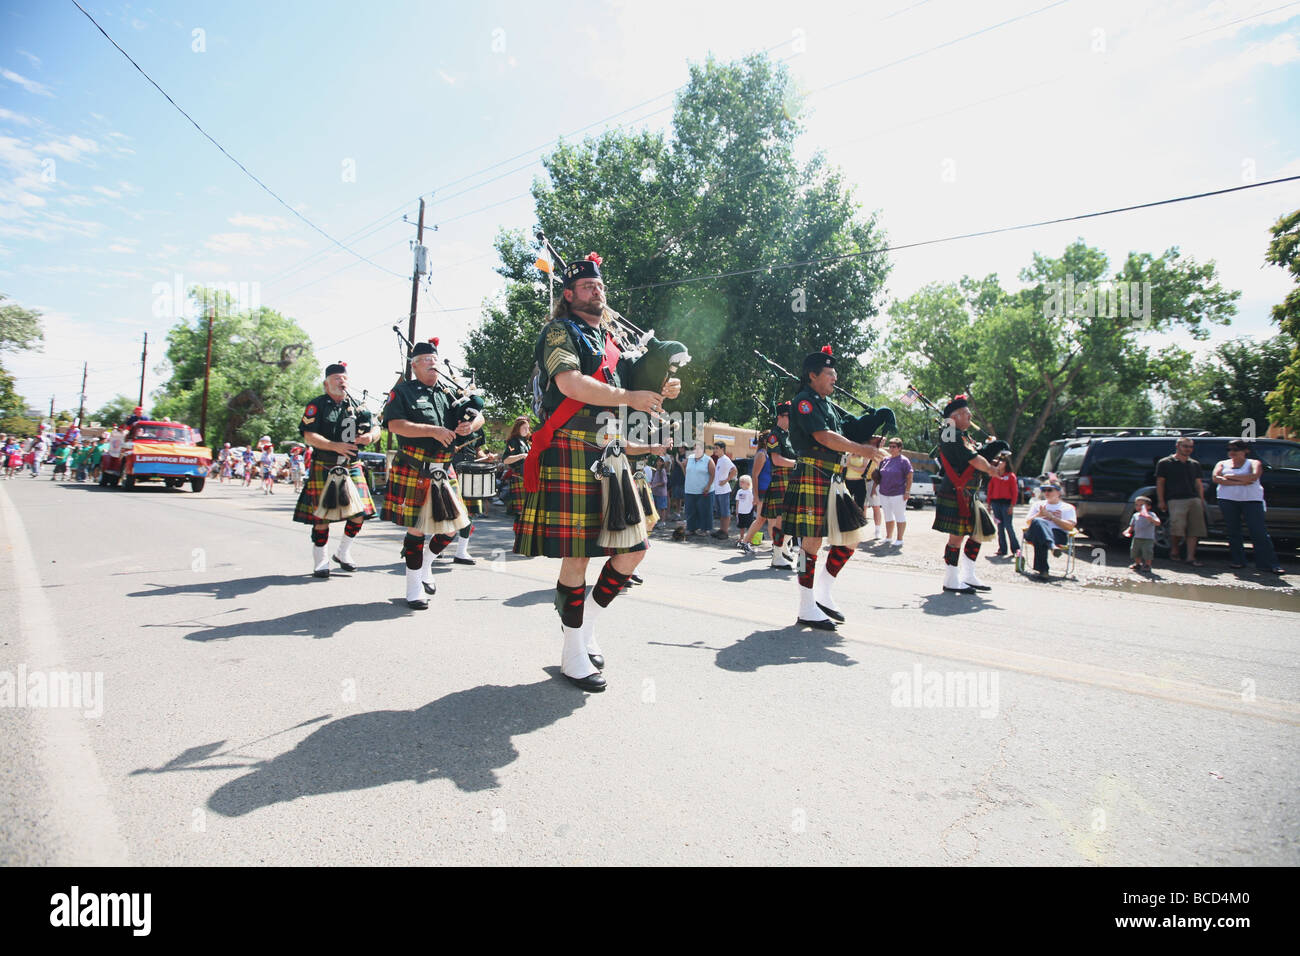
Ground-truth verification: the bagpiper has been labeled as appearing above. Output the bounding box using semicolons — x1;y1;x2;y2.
293;361;381;577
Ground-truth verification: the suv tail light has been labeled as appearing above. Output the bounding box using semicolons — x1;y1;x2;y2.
1078;476;1093;497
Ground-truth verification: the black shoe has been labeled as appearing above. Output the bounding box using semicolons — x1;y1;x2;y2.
629;574;643;586
565;671;607;692
816;602;845;623
313;568;330;579
452;556;475;565
943;584;975;593
964;582;992;592
589;654;605;670
407;598;429;610
422;579;436;595
797;617;837;631
332;556;356;572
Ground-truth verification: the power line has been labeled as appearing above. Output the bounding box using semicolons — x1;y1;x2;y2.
69;0;406;281
1180;1;1300;41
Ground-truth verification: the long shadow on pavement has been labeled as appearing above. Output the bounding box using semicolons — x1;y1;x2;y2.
128;573;323;601
918;593;998;615
157;599;412;642
714;626;858;672
196;673;585;814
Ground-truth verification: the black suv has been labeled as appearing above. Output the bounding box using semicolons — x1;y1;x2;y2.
1042;428;1300;551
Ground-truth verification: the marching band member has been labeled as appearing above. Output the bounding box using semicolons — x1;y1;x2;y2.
382;337;483;609
932;396;1005;594
293;361;380;577
514;253;677;692
760;401;798;568
781;347;886;629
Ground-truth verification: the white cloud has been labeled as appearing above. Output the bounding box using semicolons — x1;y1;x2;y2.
0;107;35;126
1;68;53;97
204;231;308;255
437;69;457;86
227;212;291;231
93;185;122;199
17;50;41;69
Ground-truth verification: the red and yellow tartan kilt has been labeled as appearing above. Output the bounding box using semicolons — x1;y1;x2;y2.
513;427;647;559
501;468;523;515
781;456;841;539
381;445;459;527
292;457;376;524
932;481;976;536
762;467;792;516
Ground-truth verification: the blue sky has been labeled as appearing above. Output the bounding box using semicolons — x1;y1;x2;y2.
2;0;1299;417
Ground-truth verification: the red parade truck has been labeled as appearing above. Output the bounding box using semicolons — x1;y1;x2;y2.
100;420;212;492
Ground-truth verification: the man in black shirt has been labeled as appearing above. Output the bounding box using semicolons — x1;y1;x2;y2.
293;361;381;577
932;395;1006;594
1155;437;1206;564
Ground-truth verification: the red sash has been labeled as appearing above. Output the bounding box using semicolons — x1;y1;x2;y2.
523;330;620;493
939;451;976;519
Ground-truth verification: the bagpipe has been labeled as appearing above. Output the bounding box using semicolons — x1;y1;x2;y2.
900;382;1010;462
390;326;486;452
534;231;691;406
752;349;897;443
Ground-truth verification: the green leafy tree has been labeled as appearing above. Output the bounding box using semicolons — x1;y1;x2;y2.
467;54;890;425
152;287;319;446
93;393;140;426
0;292;43;353
1264;209;1300;434
0;362;39;436
886;240;1238;472
1163;336;1290;436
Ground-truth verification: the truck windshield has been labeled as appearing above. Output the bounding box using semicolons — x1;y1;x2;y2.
133;426;191;443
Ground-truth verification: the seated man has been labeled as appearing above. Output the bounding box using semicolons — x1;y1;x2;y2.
1022;482;1077;578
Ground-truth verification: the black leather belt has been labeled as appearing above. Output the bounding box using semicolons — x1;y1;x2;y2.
394;450;449;477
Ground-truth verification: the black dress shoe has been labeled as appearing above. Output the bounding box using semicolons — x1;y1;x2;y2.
422;580;436;595
332;556;356;572
797;617;837;631
312;568;330;579
565;672;607;692
406;598;429;610
943;584;975;593
589;654;605;670
964;582;992;592
629;574;643;586
452;556;475;565
816;602;845;623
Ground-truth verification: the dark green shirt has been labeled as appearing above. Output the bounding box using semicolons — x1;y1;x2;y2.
764;425;796;462
382;379;453;455
788;385;842;456
299;392;373;458
534;311;620;418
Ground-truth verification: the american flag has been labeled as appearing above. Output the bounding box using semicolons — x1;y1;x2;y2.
901;387;920;407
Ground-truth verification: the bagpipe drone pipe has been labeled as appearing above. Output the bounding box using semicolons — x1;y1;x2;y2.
751;349;899;442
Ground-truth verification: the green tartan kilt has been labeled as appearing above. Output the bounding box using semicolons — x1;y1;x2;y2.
292;457;376;524
381;446;461;528
513;427;648;559
762;468;792;516
932;480;976;536
781;457;840;539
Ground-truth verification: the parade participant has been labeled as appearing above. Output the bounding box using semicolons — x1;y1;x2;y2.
125;405;144;428
259;438;277;495
241;445;255;487
782;347;886;629
932;395;1006;593
218;442;232;482
383;337;483;609
514;252;678;692
293;361;381;578
760;402;798;568
289;445;305;493
500;416;531;516
449;431;494;565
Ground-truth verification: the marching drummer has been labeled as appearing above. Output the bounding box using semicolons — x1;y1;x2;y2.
382;337;485;608
293;361;381;577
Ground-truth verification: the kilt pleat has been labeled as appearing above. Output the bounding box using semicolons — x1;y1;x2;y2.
932;479;976;536
292;458;376;524
501;469;523;515
513;427;647;558
781;457;840;539
382;444;461;528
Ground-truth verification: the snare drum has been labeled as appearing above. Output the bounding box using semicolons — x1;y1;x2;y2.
455;462;498;500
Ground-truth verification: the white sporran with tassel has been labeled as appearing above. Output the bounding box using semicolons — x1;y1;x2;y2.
597;443;648;550
825;472;868;547
314;458;364;521
413;466;470;537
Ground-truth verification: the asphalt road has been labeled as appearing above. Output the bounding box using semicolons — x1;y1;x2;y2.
1;476;1297;866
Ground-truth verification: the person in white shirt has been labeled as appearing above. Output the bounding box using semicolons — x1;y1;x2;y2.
709;442;737;540
734;474;756;553
1023;482;1077;578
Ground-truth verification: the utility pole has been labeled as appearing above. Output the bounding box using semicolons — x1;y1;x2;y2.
138;331;148;408
77;361;87;426
49;395;54;421
199;308;214;440
404;196;426;382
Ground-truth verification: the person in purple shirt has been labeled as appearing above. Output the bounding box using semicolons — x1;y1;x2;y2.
874;438;913;548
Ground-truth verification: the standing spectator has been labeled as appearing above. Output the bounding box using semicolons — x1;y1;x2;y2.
1155;437;1206;566
1213;439;1283;574
875;438;913;548
650;456;669;518
986;452;1021;557
747;433;772;547
1023;482;1077;578
709;441;737;540
289;445;305;493
29;433;47;477
51;441;71;481
260;441;277;495
734;475;756;552
3;436;21;478
683;440;715;536
90;433;107;481
1123;495;1160;572
73;441;90;482
668;448;686;520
